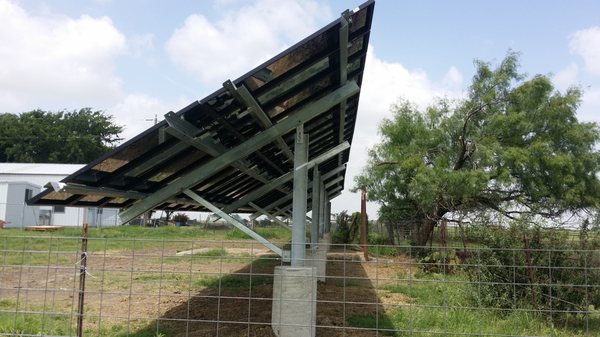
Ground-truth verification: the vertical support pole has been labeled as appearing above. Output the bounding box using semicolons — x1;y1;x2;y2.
360;186;368;261
310;169;321;248
291;126;309;267
325;200;331;233
319;181;326;237
77;223;89;337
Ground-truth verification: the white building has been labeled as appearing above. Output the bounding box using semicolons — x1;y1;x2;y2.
0;163;119;228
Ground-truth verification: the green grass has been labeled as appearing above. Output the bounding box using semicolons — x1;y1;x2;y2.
224;227;291;242
192;247;227;257
0;225;289;267
361;271;600;337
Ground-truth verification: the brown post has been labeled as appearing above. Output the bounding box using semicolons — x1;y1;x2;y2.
77;223;89;337
360;186;368;261
523;234;536;306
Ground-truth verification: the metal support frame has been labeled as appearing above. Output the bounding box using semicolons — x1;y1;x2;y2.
224;80;294;161
249;202;290;230
247;164;347;221
319;180;326;237
310;169;321;248
325;199;332;233
337;10;351;166
164;112;276;187
183;189;287;259
291;126;309;267
119;81;358;224
249;194;293;221
220;142;349;215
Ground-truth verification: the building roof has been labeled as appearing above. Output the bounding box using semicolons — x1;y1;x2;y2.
0;163;84;176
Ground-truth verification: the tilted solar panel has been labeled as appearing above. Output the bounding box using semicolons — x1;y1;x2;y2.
29;0;374;224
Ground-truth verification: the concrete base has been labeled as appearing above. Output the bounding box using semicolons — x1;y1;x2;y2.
271;266;317;337
306;247;327;282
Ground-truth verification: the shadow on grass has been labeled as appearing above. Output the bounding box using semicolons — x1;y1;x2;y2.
125;248;397;337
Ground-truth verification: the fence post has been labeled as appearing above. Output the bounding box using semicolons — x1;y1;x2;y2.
77;223;89;337
522;234;536;307
360;186;368;261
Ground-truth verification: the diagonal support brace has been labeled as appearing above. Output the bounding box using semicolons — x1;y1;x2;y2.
183;189;288;259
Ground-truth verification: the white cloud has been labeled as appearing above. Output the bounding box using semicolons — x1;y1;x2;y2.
442;66;464;91
569;26;600;76
109;93;190;141
0;0;126;112
578;87;600;123
165;0;331;86
553;63;579;91
332;47;465;216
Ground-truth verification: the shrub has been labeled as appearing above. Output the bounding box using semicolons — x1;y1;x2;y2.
465;223;600;316
172;213;189;225
332;211;351;244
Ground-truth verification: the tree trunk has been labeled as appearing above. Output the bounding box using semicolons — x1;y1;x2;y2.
385;220;395;245
414;218;437;247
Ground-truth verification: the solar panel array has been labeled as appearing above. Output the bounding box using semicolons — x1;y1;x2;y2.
29;0;374;223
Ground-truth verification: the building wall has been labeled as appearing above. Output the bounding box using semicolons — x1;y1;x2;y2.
0;182;40;228
0;164;119;228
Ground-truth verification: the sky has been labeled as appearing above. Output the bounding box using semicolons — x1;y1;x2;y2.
1;0;600;218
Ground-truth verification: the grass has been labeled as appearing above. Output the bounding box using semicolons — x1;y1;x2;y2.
356;270;600;337
224;227;291;242
0;225;290;266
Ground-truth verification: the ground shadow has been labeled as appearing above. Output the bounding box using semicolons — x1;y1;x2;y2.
125;247;397;337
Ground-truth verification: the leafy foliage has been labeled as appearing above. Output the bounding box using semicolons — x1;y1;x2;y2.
465;223;600;314
356;52;600;246
0;108;122;163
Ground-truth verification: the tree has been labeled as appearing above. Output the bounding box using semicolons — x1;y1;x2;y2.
0;108;122;163
356;52;600;247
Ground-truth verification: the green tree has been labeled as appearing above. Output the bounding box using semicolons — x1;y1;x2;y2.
0;108;122;163
356;52;600;247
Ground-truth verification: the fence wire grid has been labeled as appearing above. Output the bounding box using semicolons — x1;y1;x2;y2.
0;231;599;337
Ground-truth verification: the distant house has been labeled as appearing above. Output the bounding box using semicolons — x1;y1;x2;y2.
0;163;119;228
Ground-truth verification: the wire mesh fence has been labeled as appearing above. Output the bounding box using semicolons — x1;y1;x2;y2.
0;228;598;337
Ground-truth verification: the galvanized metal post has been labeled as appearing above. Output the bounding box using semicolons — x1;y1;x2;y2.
291;126;309;266
310;169;320;248
326;200;332;233
77;223;89;337
319;182;326;236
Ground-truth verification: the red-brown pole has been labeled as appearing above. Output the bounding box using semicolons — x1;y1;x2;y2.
360;186;368;261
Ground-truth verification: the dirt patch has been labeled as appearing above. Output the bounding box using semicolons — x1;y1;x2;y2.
1;244;413;336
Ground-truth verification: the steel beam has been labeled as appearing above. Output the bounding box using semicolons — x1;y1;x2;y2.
165;112;275;186
119;81;359;224
246;164;347;221
324;176;344;189
49;182;146;200
248;202;290;230
291;126;309;267
319;180;326;237
338;11;351;167
249;194;293;220
222;145;348;215
310;169;321;248
295;141;350;171
183;190;286;258
224;80;294;161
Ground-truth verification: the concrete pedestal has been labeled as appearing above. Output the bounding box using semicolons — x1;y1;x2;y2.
271;266;317;337
306;247;327;282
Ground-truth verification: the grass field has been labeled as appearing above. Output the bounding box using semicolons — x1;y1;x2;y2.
1;225;598;336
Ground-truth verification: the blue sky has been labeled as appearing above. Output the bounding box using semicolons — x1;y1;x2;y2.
2;0;599;216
